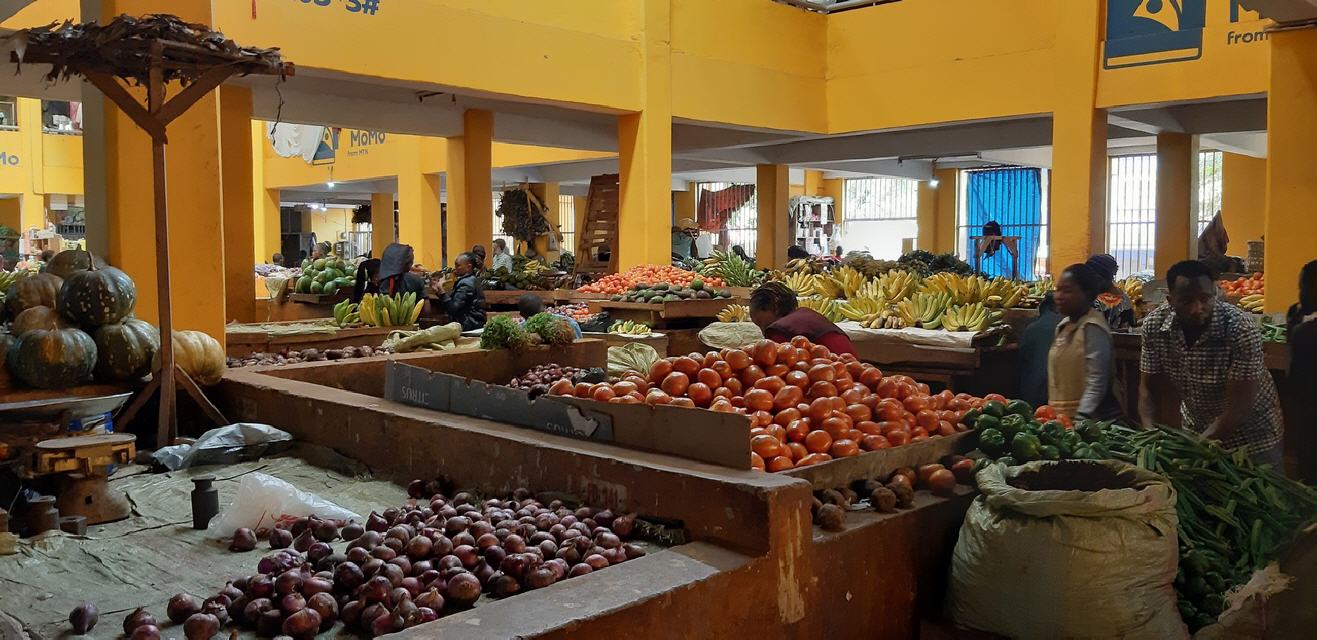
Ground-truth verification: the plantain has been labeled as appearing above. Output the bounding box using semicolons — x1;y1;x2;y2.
717;304;750;323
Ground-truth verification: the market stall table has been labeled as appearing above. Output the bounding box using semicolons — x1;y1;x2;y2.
840;323;1018;396
224;319;408;357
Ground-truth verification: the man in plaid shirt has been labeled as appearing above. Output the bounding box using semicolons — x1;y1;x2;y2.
1140;260;1283;464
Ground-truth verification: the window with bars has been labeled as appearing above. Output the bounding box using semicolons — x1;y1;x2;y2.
839;177;918;259
697;182;759;259
956;168;1050;280
492;193;513;250
1106;150;1225;277
558;194;576;256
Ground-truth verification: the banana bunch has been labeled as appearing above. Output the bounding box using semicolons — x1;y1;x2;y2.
717;304;750;323
897;292;953;330
0;269;25;297
839;295;889;321
872;269;921;302
332;299;361;328
811;273;843;299
609;319;652;335
522;260;547;276
942;302;1002;333
860;310;905;330
701;250;761;287
785;257;828;275
1028;276;1054;298
1118;276;1144;302
1239;294;1265;313
830;266;869;299
781;272;817;297
980;278;1026;308
360;292;424;327
799;295;845;323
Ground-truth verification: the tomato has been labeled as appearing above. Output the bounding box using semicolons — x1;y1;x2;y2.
750;426;769;438
608;395;640;404
687;382;713;407
795;348;813;365
740;365;766;387
917;383;930;395
894;382;915;400
710;398;736;413
845;403;872;423
745;388;775;412
818;417;848;439
763;363;789;378
574;382;593;398
860;434;891;451
672;357;701;377
783;370;810;389
660;372;690;397
731;395;746;409
725;349;751;371
548;378;575;396
785;442;808;461
612;381;639;396
914;409;939;430
937;420;956;437
774;407;802;426
710;360;734;381
723;377;743;396
769;385;801;412
804;430;833;454
859;366;883;389
984;393;1008;404
713;386;735;401
752;339;778;368
627;391;646;403
754;376;786;395
875;377;899;399
796;452;832;467
929;469;957;496
766;455;794;472
886;429;911;446
875;399;905;422
669;397;696;408
903;395;931;413
703;351;721;368
829;439;860;458
786;419;811;442
750;452;765;470
856;420;881;435
1034;405;1058;421
766;424;787;442
591;385;617;402
910;427;929;440
807;397;833;423
697;368;722;389
648;359;674;385
776;343;797;364
808;380;838;399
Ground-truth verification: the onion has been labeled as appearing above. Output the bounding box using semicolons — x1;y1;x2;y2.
556;546;581;565
257;609;284;637
437;555;463;573
334;561;365;592
383;507;401;523
361;558;384;578
346;546;370;565
389;555;413;576
316;552;346;572
623;543;646;560
452;531;476;548
302;576;334;596
246;573;274;598
444;516;470;536
258;549;303;575
612;513;637;538
183;613;219;640
242;598;273;628
414;607;439;624
431;536;454;557
379;562;405;587
370;545;396;562
366;511;388;532
568;563;593;578
484;544;508;567
279;592;306;615
370;611;401;637
419;569;441;585
292;528;315;552
596;532;622;549
230;527;257;552
130;624;161;640
405;535;433;559
290;517;310;537
407;479;426;498
446;572;482;607
473;560;496;586
122;607;156;635
282;608;321;639
400;576;423;597
201;598;230;626
583;554;609;570
305;541;331;564
411;559;433;576
390;587;411;606
453;491;475;506
491;573;521;598
602;547;627;565
539;539;559;557
524;566;556;590
68;601;98;634
454;544;480;569
219;582;244;603
312;518;338;542
359;575;392;603
545;558;568;581
383;537;405;553
360;602;387;628
306;593;338;630
167;593;202;624
475;533;499;549
340;599;364;628
504;534;527;553
275;570;303;595
341;522;365;541
414;588;444;611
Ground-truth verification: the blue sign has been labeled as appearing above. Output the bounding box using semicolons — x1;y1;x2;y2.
1105;0;1207;69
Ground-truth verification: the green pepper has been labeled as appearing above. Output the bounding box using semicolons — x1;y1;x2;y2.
981;400;1006;418
978;428;1008;458
1072;444;1093;459
1204;571;1226;593
1039;420;1067;445
1182;550;1211;575
1078;420;1105;443
963;408;983;426
1177;600;1197;621
1011;432;1042;462
999;414;1027;439
1038;444;1060;460
1006;399;1033;418
996;455;1018;467
1184;574;1209;599
1201;593;1224;616
973;414;1001;434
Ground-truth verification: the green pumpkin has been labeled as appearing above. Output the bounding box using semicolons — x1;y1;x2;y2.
301;258;311;269
7;326;97;389
58;263;137;327
92;318;159;381
42;250;108;280
322;283;338;297
12;305;68;336
310;281;325;294
312;258;328;270
296;275;313;293
315;270;333;284
4;272;62;319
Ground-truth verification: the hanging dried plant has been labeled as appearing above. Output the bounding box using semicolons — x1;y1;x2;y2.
496;188;550;244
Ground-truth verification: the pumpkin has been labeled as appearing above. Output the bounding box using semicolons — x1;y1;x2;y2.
7;326;97;389
12;305;68;336
159;330;226;386
93;318;160;381
4;272;62;319
59;263;137;327
43;250;108;281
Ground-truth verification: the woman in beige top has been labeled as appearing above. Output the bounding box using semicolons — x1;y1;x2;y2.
1049;263;1122;420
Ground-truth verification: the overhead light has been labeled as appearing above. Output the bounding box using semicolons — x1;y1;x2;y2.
327;181;336;189
929;178;941;188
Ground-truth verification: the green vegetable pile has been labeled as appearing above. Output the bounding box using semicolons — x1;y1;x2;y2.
479;315;531;351
610;280;731;303
1259;318;1287;344
523;312;575;346
968;410;1317;632
1102;424;1317;631
897;249;975;277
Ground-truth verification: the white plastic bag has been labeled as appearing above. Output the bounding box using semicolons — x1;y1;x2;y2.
153;423;293;470
206;472;360;538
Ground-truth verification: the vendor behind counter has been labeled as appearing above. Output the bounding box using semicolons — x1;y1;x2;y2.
749;282;855;356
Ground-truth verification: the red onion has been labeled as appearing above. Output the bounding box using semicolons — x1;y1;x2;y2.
484;544;508;567
473;560;496;586
583;554;609;570
372;545;398;561
274;570;303;595
400;576;423;597
415;587;445;611
307;541;333;564
246;574;274;598
370;611;401;637
444;516;470;536
390;586;411;605
432;535;454;557
524;566;556;590
453;492;475;506
258;549;303;575
623;543;646;560
311;518;338;542
500;553;528;579
383;507;401;523
230;527;258;552
454;545;480;569
360;602;387;628
167;593;202;624
256;609;284;637
379;562;405;587
201;598;229;626
418;569;441;585
545;558;568;581
359;575;392;603
407;479;426;498
389;555;412;576
406;535;433;559
340;599;364;628
414;606;439;624
366;511;388;532
361;558;385;577
411;559;433;576
219;582;244;603
68;601;98;634
386;524;413;542
306;592;337;630
503;534;527;553
282;608;321;639
596;532;622;549
279;592;306;615
341;521;365;541
183;613;219;640
568;562;594;578
346;546;370;565
602;547;627;565
491;572;521;597
334;561;365;592
268;528;293;549
130;625;161;640
121;607;155;635
243;598;273;628
302;576;334;596
539;539;559;557
446;572;481;607
612;513;636;538
292;528;315;553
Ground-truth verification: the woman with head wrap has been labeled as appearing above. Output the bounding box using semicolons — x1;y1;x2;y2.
749;282;855;355
1086;253;1135;330
377;243;426;297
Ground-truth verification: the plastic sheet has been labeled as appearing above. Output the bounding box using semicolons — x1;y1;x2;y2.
152;423;293;471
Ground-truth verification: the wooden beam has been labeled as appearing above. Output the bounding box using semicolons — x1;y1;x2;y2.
83;72;167;142
156;66;236;125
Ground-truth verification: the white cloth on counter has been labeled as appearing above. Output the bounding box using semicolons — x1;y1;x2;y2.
838;321;979;349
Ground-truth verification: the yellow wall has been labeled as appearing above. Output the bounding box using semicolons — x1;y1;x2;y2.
1220;153;1265;247
1263;27;1317;312
0;97;84;235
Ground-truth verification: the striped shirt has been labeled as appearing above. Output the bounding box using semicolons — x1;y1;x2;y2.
1140;301;1283;455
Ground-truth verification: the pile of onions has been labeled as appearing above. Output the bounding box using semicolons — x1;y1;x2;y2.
545;337;999;472
148;486;643;638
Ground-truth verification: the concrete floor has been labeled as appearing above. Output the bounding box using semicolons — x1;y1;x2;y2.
0;444;404;640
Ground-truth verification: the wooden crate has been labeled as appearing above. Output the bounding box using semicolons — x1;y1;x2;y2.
288;291;350;305
484;289;555;307
590;298;739;327
783;431;975;489
225;321;409;357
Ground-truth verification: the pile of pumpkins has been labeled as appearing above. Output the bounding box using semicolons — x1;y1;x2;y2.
0;250;225;390
294;255;354;296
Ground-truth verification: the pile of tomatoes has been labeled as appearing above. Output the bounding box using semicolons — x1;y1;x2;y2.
545;337;992;472
576;265;725;295
1220;273;1264;297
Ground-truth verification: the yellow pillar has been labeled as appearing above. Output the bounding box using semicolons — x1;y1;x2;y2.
1264;27;1317;312
444;110;494;264
16;98;46;234
573;195;588;256
529;183;560;227
673;187;695;226
916;180;937;252
251;121;281;265
1049;0;1106;278
821;178;845;227
371;192;394;258
219;86;255;324
1154;132;1196;275
756;164;790;269
444;135;466;265
99;0;227;339
397;138;442;270
617;0;673;270
803;170;824;197
1220;153;1265;246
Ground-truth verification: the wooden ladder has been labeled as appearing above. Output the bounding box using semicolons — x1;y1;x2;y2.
576;173;620;276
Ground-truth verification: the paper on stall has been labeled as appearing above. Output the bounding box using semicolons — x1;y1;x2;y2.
838;321;980;349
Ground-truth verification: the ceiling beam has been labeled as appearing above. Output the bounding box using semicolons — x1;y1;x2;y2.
0;1;34;23
797;159;934;180
760;118;1054;165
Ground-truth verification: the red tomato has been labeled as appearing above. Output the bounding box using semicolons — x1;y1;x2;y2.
875;399;905;422
774;407;802;426
754;376;786;395
612;381;639;396
574;382;593;398
785;442;808;461
804;429;833;454
739;365;766;387
796;452;832;467
903;395;931;414
661;372;690;397
808;397;834;423
697;368;722;389
915;409;940;430
807;363;836;384
774;385;805;412
886;429;911;446
672;357;700;377
723;377;744;396
648;360;674;385
751;452;765;470
725;349;751;371
845;403;872;423
807;380;838;399
860;434;891;451
766;364;791;378
687;383;713;407
820;417;850;438
752;340;778;368
829;439;860;458
786;419;811;443
713;386;735;401
766;455;794;472
784;370;810;389
859;366;883;389
711;360;734;381
875;377;899;399
745;388;775;412
670;397;696;408
856;420;881;435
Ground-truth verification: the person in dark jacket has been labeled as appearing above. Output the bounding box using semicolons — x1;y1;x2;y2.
1287;260;1317;482
443;252;486;331
1018;292;1061;410
377;243;426;297
351;258;381;303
